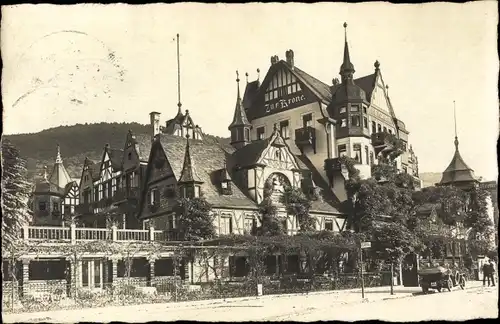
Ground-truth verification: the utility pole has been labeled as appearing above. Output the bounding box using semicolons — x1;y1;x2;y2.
360;246;365;299
390;262;394;295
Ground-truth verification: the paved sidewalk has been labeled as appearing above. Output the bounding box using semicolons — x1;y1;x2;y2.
3;280;486;323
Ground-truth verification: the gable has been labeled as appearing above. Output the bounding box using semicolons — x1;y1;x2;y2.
248;62;320;120
79;161;94;190
100;151;113;181
149;144;175;183
257;140;299;171
371;80;392;114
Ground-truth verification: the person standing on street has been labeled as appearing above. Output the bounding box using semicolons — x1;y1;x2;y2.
487;260;496;287
482;261;491;286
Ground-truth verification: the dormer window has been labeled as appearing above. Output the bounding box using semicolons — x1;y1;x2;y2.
222;182;228;189
350;105;359;112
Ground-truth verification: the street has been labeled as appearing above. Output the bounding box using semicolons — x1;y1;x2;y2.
3;283;497;322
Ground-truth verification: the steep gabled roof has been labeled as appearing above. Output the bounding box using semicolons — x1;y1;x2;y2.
231;138;271;168
108;148;124;171
354;73;377;101
178;137;203;183
242;80;260;110
133;134;153;162
155;134;256;208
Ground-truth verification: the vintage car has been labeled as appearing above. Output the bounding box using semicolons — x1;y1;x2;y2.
418;266;450;293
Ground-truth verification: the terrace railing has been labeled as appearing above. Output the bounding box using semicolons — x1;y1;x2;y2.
22;224;168;244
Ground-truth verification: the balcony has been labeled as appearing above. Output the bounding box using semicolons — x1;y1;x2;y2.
21;224;179;243
294;126;317;153
112;187;140;205
371;132;404;157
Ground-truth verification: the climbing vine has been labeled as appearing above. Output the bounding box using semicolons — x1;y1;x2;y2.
281;187;314;232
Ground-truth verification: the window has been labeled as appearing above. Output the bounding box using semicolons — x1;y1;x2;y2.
389;129;393;134
365;146;369;165
279;120;290;139
128;152;132;160
351;115;361;127
350;105;359;112
93;188;99;202
370;152;374;165
257;127;265;140
107;181;112;198
340;107;346;114
168;215;175;229
340;119;347;128
29;260;66;281
325;219;334;231
281;219;288;231
275;150;282;161
244;217;256;234
353;143;362;163
149;188;159;205
363;117;368;129
53;202;59;211
221;182;228;189
302;113;313;128
220;216;232;235
383;126;388;133
363;106;367;113
377;124;382;133
372;121;376;134
264;69;301;103
403;166;408;174
39;201;47;211
245;128;250;141
338;144;347;157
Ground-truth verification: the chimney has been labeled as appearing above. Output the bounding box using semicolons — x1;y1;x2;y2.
285;49;294;69
149;111;161;142
270;55;279;65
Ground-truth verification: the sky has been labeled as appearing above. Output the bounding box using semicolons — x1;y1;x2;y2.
1;3;498;181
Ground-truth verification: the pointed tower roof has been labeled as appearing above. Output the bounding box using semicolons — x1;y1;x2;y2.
178;134;203;184
229;70;251;129
439;102;478;186
48;144;72;189
340;23;355;76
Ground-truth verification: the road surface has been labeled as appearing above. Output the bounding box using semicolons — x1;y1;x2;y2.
4;284;496;322
280;285;498;321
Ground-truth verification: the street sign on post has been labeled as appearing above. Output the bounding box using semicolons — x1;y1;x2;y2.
361;242;371;249
358;242;371;300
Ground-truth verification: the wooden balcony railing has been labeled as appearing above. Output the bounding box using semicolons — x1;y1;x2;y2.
112;187;140;205
294;126;317;153
22;225;170;243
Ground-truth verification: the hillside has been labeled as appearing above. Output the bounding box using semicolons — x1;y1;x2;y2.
3;123;229;184
418;172;443;188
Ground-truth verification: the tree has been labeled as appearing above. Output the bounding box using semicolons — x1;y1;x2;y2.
1;140;32;249
281;187;314;232
174;197;216;241
370;222;420;266
255;197;284;236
